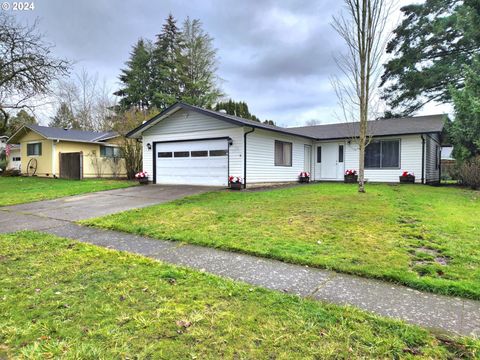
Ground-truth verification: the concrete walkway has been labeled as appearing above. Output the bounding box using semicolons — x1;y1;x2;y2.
1;187;479;337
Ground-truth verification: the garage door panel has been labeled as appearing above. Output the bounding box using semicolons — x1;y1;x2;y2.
155;139;228;186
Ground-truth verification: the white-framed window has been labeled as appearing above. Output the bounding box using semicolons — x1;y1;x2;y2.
275;140;292;167
27;143;42;156
100;145;122;157
365;139;400;169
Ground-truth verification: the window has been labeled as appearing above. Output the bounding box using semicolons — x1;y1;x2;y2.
174;151;189;158
27;143;42;156
365;140;400;168
209;150;228;156
158;152;173;158
12;157;21;162
317;146;322;163
275;140;292;166
338;145;344;163
100;145;122;157
435;145;440;170
191;150;208;157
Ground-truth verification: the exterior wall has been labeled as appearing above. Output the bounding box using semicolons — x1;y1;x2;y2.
20;131;53;176
246;128;313;184
342;134;424;183
142;109;244;182
425;133;440;183
55;141;126;178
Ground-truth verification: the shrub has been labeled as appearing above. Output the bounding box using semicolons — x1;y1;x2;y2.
1;168;21;177
458;156;480;189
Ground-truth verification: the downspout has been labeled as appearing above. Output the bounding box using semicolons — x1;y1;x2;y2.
243;127;255;189
421;135;425;184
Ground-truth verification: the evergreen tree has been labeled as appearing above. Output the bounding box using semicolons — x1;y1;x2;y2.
382;0;480;115
447;57;480;161
49;102;80;129
151;14;182;110
7;109;37;135
215;99;259;121
178;17;223;108
114;39;154;110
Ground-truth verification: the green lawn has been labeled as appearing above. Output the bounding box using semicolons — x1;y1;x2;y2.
1;232;477;359
81;183;480;299
0;177;136;206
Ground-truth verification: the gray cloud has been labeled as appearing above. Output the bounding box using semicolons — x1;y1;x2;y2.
10;0;440;126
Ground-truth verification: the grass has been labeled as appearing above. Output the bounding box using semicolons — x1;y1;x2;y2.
1;232;478;359
0;176;136;206
81;183;480;300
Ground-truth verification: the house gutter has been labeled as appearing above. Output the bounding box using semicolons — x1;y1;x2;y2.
421;135;425;184
243;127;255;189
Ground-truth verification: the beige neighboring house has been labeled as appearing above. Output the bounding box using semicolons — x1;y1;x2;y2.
8;125;127;179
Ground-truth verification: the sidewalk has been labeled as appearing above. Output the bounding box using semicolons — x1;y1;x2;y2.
41;222;479;337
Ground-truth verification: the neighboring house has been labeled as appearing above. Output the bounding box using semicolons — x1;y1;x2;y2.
0;135;8;152
127;102;445;187
8;125;126;179
7;144;21;170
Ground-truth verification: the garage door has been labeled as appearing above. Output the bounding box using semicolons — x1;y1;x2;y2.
155;139;228;186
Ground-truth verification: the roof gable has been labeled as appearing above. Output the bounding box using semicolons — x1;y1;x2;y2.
127;102;317;139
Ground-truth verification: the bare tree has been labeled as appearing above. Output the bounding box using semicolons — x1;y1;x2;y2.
304;119;322;126
0;13;70;131
56;69;116;131
332;0;392;192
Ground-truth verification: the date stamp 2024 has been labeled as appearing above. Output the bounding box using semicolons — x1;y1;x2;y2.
1;2;35;11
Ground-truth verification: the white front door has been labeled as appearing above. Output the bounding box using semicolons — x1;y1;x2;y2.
319;142;345;180
155;139;229;186
304;145;312;173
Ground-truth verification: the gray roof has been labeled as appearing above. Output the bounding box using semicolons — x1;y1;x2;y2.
288;115;446;140
27;125;118;143
127;102;445;140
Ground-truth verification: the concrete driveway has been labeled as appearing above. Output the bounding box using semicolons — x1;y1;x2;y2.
0;185;216;233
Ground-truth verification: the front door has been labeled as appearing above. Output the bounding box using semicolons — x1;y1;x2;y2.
304;145;312;174
319;142;344;180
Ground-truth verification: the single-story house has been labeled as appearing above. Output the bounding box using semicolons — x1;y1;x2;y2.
8;125;127;179
127;102;445;187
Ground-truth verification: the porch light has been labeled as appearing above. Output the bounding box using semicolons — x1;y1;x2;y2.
147;143;152;150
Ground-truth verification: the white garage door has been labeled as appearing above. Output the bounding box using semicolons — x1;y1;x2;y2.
155;139;228;186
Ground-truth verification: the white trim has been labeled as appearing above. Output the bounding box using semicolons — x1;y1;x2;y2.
52;141;56;176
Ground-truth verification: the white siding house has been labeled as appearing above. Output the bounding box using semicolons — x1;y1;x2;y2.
127;102;445;187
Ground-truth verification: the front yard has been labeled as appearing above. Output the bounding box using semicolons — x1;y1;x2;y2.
82;183;480;299
1;232;477;358
0;177;136;206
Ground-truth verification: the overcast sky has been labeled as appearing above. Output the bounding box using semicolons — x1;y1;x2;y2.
11;0;449;126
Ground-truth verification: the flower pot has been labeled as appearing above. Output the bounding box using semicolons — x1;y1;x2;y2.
299;176;310;183
138;178;149;185
399;175;415;183
344;174;358;183
229;182;243;190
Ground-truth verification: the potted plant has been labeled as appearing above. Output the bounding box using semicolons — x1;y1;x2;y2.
344;169;358;183
228;176;243;190
399;171;415;183
135;171;149;184
299;171;310;183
